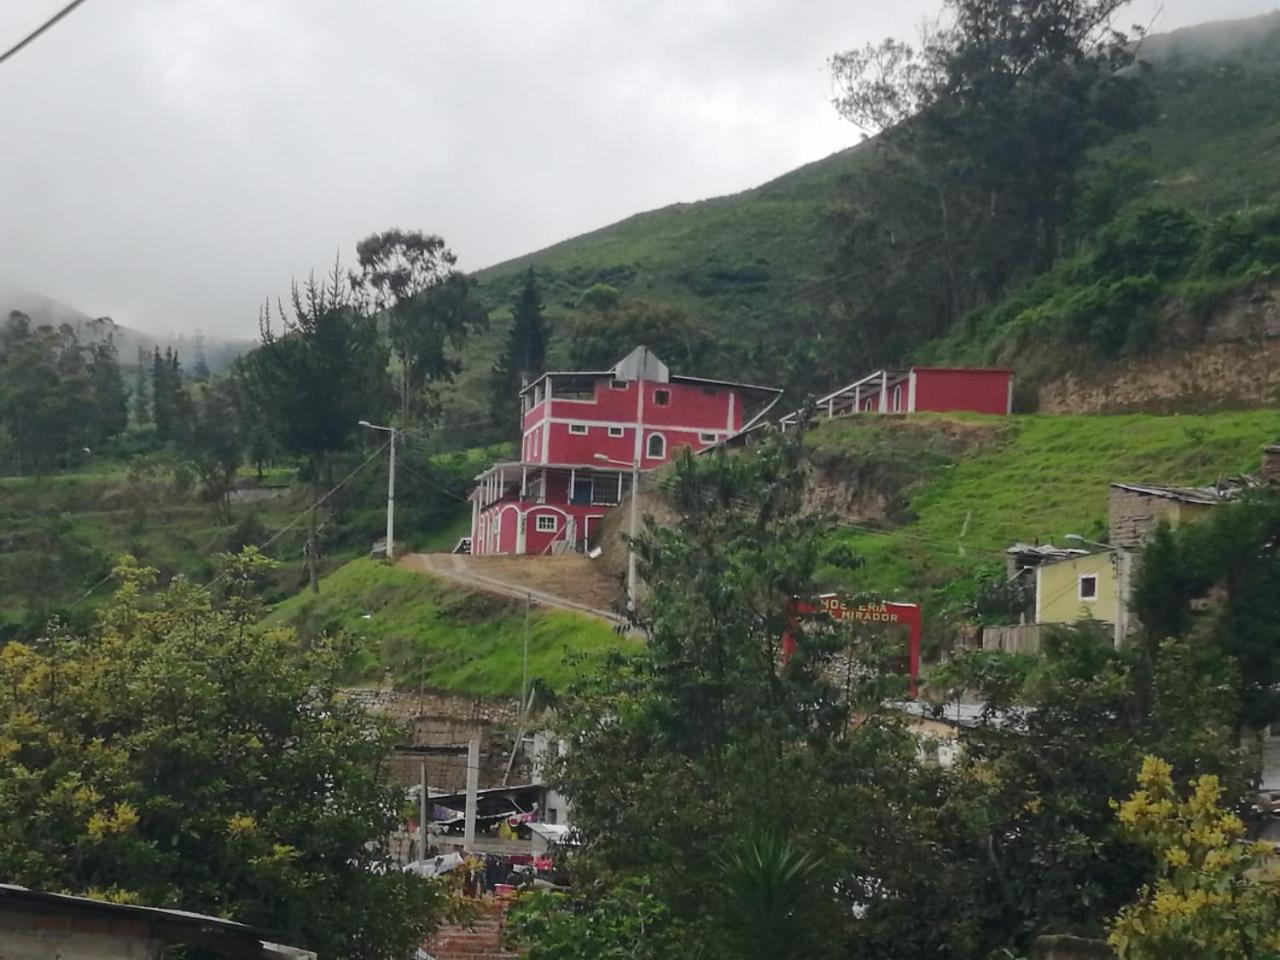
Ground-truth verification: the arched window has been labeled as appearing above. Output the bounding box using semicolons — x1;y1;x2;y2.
646;433;666;459
892;385;903;412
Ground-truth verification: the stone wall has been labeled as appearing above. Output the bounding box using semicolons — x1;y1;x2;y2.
1108;485;1184;551
1038;282;1280;415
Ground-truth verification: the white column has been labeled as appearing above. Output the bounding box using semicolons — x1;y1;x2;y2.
418;759;427;864
878;371;888;413
521;465;527;499
633;379;645;466
854;385;861;413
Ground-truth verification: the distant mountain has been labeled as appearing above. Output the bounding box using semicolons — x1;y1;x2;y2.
0;284;253;373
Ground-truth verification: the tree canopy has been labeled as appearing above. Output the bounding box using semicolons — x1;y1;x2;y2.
0;550;455;958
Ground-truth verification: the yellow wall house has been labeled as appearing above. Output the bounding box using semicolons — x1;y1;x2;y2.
1035;551;1121;627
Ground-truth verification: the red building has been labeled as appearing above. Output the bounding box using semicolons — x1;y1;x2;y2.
470;347;782;556
779;366;1013;429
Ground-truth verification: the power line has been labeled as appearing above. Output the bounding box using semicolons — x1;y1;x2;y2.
0;0;92;67
76;441;391;606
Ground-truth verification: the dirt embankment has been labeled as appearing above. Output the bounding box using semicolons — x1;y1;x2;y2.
591;418;1006;576
804;416;1008;526
1039;283;1280;414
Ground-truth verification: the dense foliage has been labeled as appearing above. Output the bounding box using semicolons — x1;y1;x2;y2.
0;312;128;474
0;551;455;957
490;268;550;436
820;0;1150;368
354;229;487;422
509;429;1270;959
1109;757;1280;959
948;203;1280;365
1131;493;1280;729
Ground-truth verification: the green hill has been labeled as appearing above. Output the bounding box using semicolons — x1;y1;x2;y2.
805;408;1280;626
264;558;627;697
458;12;1280;409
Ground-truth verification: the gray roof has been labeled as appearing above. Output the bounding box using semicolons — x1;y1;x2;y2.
0;884;315;959
1110;480;1253;505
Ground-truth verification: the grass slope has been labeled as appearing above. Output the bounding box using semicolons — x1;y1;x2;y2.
811;410;1280;611
264;558;627;698
0;468;308;635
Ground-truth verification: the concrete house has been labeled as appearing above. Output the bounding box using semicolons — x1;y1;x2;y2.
469;347;781;556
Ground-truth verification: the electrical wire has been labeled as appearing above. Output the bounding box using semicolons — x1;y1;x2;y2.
75;441;391;605
0;0;91;66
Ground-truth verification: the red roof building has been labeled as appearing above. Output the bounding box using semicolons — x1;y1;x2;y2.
469;347;781;556
779;366;1013;429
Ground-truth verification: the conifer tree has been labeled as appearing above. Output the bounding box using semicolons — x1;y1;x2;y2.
491;267;549;434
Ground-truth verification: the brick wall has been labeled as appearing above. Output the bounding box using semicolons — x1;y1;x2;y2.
425;898;520;960
1108;486;1180;550
1262;444;1280;484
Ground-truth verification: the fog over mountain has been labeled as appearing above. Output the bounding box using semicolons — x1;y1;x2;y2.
0;283;251;372
1;0;1274;339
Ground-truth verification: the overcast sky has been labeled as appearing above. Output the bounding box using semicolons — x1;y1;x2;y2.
1;0;1274;338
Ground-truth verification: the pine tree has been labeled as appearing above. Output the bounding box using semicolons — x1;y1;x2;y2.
192;330;211;381
491;268;549;435
86;337;128;444
132;346;151;425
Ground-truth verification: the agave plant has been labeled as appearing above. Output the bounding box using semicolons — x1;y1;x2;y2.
715;833;823;960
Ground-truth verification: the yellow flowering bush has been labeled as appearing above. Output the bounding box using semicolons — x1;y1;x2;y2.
1109;755;1280;959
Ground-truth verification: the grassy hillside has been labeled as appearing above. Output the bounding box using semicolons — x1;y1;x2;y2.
464;15;1280;377
0;440;490;641
808;409;1280;621
264;558;628;697
0;466;308;638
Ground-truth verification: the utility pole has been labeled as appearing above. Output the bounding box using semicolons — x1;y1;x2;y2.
463;732;480;849
594;453;640;613
359;420;397;561
521;593;530;711
418;758;427;864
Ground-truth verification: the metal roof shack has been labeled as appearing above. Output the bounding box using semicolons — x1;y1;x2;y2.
0;884;315;960
1108;478;1259;551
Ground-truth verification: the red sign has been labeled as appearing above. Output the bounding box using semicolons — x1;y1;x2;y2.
783;594;921;694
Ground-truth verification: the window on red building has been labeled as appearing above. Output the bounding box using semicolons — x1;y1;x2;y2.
569;423;588;435
608;426;624;437
536;515;557;533
647;433;666;458
654;389;670;406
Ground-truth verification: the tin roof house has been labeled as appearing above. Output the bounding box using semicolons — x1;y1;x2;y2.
780;366;1013;429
